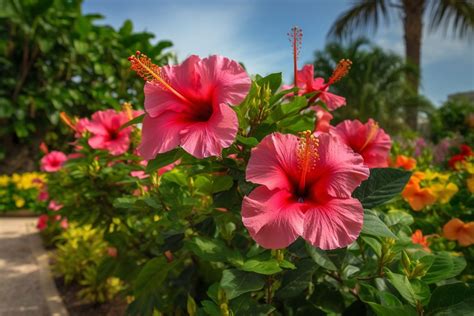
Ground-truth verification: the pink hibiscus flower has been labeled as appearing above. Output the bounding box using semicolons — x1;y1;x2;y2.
37;189;49;202
313;106;333;132
75;118;90;138
40;151;67;172
48;200;63;211
129;53;251;159
242;131;369;250
283;62;350;110
333;119;392;168
86;110;132;156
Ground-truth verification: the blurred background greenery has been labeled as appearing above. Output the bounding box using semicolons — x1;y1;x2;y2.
0;0;473;173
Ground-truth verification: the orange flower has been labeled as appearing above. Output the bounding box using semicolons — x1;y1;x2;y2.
411;229;431;252
402;176;436;211
443;219;474;247
394;155;417;170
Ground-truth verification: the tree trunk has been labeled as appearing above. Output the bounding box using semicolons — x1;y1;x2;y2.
402;0;424;131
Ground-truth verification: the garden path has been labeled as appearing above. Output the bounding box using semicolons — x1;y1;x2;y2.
0;218;60;316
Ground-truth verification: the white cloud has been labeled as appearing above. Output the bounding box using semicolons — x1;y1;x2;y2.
138;2;287;76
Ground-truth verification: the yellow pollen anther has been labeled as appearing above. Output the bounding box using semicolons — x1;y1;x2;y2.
128;51;190;104
122;102;134;121
297;130;319;195
360;121;379;151
328;59;352;85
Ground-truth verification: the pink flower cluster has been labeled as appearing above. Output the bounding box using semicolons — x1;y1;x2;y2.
129;53;393;250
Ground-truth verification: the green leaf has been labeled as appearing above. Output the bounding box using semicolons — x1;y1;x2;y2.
386;270;417;306
276;258;318;299
211;175;234;193
187;295;197;316
422;252;466;284
361;210;397;238
201;300;220;315
256;72;282;93
120;113;144;130
368;303;417;316
146;148;183;173
229;294;275;315
241;258;282;275
311;283;346;314
384;209;414;227
305;243;337;271
427;283;474;315
361;235;382;257
236;135;259;147
353;168;411;209
270;96;307;121
185;236;243;265
134;257;176;295
410;279;430;306
220;269;265;300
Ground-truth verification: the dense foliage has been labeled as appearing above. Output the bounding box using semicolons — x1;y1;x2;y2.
0;0;174;172
35;61;473;315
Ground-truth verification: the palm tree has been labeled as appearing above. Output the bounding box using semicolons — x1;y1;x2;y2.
328;0;474;130
312;38;434;133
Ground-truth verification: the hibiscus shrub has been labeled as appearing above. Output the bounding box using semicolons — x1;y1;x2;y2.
38;27;473;315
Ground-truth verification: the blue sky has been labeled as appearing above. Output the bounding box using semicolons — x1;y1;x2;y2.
83;0;474;106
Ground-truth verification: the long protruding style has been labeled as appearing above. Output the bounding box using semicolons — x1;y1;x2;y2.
288;27;303;89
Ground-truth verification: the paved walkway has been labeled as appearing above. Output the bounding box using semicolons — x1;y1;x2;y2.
0;218;65;316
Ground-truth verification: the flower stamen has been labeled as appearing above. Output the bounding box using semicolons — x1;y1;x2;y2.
327;59;352;86
128;51;190;104
297;130;319;196
360;121;379;151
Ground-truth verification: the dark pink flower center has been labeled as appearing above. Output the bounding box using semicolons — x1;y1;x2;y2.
185;101;214;123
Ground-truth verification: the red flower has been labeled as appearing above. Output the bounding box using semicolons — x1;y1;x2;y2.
448;145;473;170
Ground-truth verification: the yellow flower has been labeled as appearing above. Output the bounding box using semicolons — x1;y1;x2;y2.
466;162;474;175
11;172;46;190
431;182;459;204
0;175;9;187
468;177;474;194
13;195;25;208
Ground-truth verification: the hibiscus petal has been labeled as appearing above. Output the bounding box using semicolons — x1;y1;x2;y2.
108;135;130;156
88;135;108;150
246;133;299;191
312;133;369;199
303;198;363;250
196;55;251;106
86;110;117;135
242;186;304;249
138;112;186;160
180;103;238;158
319;91;346;110
145;55;203;118
144;81;189;118
296;64;315;91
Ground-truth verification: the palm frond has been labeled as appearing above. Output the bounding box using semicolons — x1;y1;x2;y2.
428;0;474;39
327;0;392;40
